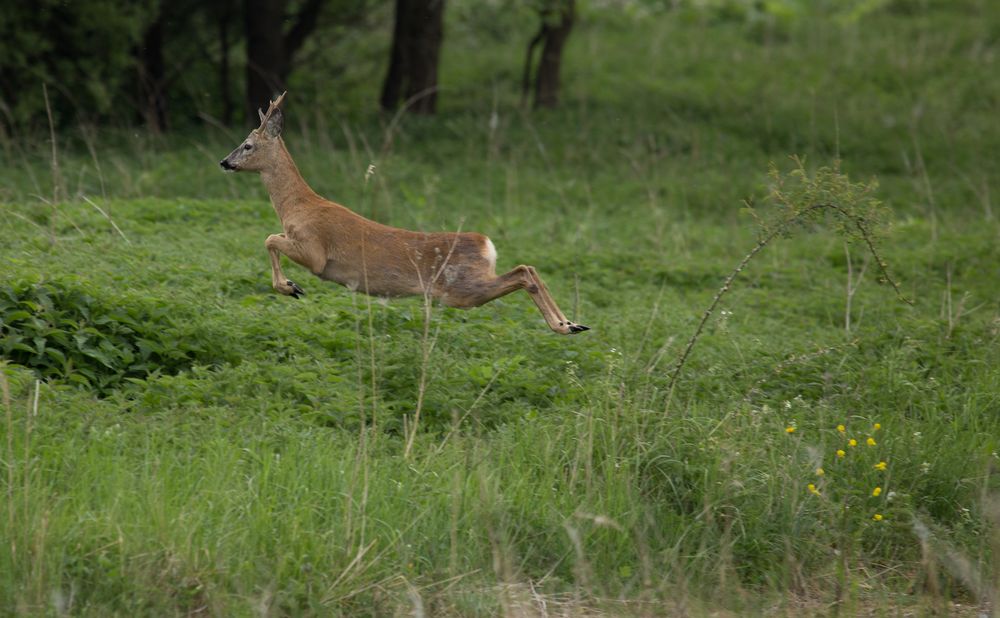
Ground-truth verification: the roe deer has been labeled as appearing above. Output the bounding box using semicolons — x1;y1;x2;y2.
219;93;589;335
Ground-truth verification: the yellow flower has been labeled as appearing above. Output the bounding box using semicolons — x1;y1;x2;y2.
873;423;881;431
848;439;857;447
785;426;796;434
867;437;877;446
874;461;887;471
816;467;825;476
872;486;882;497
836;424;846;433
836;449;846;458
807;483;821;496
873;513;883;521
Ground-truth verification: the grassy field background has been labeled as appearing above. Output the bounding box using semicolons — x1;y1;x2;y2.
2;2;1000;615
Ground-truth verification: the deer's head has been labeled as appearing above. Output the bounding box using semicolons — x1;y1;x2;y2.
219;92;286;173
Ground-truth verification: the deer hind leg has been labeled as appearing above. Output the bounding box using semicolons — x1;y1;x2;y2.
264;233;311;298
520;265;590;334
444;264;590;335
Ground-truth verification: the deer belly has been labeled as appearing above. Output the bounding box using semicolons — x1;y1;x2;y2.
320;260;425;298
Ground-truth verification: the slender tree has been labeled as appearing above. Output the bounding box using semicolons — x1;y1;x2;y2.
216;0;236;126
244;0;326;124
379;0;445;115
136;10;169;132
134;0;211;132
522;0;575;109
135;0;201;132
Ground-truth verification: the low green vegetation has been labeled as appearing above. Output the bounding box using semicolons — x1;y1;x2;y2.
2;2;999;615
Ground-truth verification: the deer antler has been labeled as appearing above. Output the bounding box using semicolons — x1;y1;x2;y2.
257;91;287;132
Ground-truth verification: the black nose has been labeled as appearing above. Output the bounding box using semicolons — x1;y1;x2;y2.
220;159;234;170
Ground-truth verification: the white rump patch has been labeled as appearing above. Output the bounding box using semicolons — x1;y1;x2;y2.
484;238;498;269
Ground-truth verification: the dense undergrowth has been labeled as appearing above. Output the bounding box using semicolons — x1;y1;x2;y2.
0;278;230;394
2;1;1000;615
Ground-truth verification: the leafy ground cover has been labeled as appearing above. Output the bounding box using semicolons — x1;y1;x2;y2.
2;2;999;615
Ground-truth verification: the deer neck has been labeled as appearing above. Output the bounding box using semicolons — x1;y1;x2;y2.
259;139;317;222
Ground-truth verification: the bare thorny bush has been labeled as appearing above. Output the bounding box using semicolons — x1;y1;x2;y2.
665;157;911;410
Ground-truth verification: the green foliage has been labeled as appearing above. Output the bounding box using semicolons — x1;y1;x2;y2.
0;0;153;127
670;0;924;23
752;159;885;241
0;278;224;393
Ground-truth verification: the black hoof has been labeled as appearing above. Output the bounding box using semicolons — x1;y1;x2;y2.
287;280;306;298
568;324;590;334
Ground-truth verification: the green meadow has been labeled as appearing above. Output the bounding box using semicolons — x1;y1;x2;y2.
2;2;1000;615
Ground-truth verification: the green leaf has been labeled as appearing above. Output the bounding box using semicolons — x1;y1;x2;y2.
3;310;32;322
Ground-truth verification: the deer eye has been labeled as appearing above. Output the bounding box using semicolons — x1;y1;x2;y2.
243;143;253;151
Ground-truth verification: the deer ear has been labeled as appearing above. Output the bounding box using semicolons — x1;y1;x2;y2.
263;108;284;138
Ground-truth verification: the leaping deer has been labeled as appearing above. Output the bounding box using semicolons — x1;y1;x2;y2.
220;93;589;335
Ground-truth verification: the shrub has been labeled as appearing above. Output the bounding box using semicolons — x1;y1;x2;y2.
0;277;224;394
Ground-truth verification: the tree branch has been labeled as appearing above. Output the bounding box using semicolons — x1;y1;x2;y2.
663;202;910;413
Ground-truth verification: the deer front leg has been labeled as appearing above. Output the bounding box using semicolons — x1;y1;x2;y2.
265;233;310;298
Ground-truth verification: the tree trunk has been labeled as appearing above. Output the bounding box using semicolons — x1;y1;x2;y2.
534;6;573;109
521;28;544;108
523;0;574;110
381;0;407;112
219;5;234;126
138;14;169;132
245;0;288;123
244;0;325;125
380;0;445;115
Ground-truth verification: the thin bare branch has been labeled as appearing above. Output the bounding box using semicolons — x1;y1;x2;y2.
664;201;909;413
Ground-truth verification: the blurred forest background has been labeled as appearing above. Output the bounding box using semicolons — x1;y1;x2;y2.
1;0;583;132
0;0;918;133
